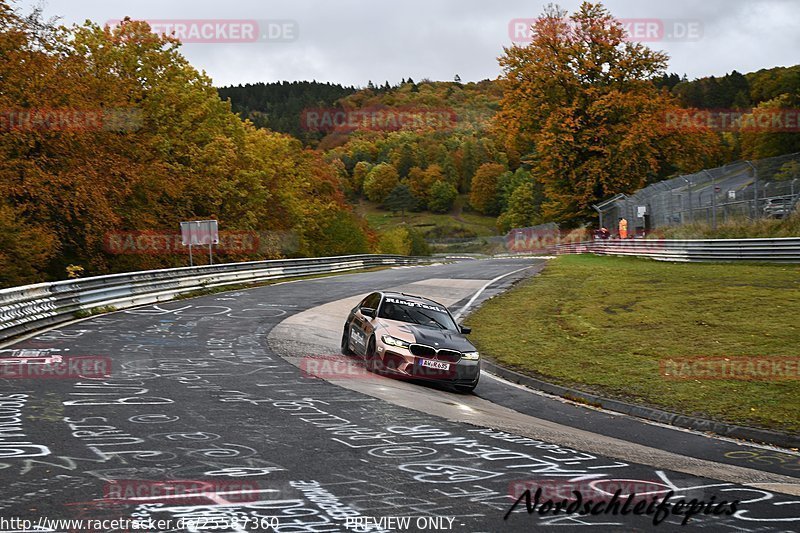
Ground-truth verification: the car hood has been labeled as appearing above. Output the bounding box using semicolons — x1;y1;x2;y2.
378;319;476;352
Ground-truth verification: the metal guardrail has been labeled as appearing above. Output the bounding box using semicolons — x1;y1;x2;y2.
554;238;800;262
0;254;432;343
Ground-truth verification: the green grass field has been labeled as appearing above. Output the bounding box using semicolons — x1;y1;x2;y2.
467;255;800;433
355;196;499;238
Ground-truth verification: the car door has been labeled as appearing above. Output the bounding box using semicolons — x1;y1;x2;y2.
350;292;381;355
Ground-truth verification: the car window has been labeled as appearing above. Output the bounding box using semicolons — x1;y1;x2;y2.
361;292;381;310
378;296;458;330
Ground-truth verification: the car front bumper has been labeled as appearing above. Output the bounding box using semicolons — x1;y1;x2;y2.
377;346;480;385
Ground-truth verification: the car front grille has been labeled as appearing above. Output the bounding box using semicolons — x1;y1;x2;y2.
410;344;462;362
436;349;462;363
410;344;436;357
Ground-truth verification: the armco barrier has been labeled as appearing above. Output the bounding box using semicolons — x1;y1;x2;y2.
554;237;800;262
0;254;433;343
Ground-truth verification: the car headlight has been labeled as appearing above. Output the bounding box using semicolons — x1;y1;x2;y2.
462;351;480;360
382;335;410;349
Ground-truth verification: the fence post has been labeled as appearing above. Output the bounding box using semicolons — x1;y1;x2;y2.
681;176;692;223
745;161;758;219
702;170;716;230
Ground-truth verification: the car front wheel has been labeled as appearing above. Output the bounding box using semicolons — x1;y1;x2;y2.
365;336;382;373
341;325;353;356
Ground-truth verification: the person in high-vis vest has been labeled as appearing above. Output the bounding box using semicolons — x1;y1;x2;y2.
618;217;628;239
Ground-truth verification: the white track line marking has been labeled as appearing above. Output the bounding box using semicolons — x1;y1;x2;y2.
453;265;535;320
482;370;800;455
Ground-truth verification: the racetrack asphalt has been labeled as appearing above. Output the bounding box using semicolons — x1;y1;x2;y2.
1;257;798;532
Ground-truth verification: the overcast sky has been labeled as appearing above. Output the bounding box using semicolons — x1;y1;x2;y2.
16;0;800;87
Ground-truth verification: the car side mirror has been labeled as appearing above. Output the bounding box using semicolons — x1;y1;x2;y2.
460;325;471;334
361;307;376;319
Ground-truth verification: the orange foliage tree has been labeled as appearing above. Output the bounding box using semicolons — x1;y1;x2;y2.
469;163;508;216
495;2;720;224
0;5;369;286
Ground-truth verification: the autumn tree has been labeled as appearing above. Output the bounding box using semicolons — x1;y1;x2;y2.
495;2;720;224
442;155;459;185
378;227;411;255
0;4;370;285
307;210;370;256
497;168;534;212
393;143;417;178
378;226;429;256
0;203;57;286
428;181;458;213
458;140;479;192
496;182;542;233
740;94;800;159
424;164;446;185
773;160;800;181
329;158;351;195
405;166;434;208
319;79;509;210
363;163;399;202
469;163;507;215
351;161;372;194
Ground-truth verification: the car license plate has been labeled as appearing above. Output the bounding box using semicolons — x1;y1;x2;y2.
418;359;450;371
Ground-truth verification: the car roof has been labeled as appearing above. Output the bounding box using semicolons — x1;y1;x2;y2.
379;291;447;309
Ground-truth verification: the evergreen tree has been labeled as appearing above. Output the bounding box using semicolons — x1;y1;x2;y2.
395;144;416;178
383;183;417;219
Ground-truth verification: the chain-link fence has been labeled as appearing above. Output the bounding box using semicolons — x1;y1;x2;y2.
595;152;800;234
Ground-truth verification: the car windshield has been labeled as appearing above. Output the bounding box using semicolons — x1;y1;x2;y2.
378;296;458;330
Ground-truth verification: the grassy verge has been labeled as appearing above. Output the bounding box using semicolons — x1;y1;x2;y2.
466;254;800;433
